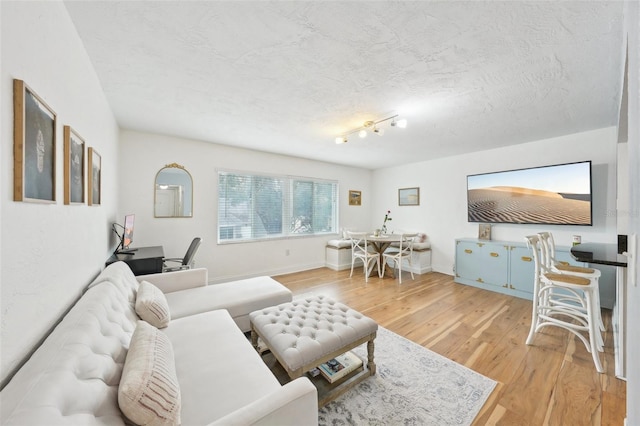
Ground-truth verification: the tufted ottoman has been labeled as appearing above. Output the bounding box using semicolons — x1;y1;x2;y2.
250;294;378;406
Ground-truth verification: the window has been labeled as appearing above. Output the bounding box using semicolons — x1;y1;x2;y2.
218;171;338;243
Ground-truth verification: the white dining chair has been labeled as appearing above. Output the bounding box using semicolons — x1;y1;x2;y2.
525;234;604;373
382;233;417;284
347;231;380;282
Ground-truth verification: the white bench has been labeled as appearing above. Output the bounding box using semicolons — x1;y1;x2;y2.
325;239;352;271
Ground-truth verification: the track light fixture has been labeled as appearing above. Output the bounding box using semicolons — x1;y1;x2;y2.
335;114;407;144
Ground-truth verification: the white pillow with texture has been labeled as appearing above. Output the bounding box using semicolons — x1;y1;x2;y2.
119;321;181;426
135;281;171;328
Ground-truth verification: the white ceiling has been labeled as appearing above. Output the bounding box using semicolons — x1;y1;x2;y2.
64;1;624;170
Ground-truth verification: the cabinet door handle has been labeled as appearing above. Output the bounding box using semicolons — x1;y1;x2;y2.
521;256;532;262
464;249;473;254
490;252;499;257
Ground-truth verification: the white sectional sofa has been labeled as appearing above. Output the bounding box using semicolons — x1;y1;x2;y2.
0;261;318;425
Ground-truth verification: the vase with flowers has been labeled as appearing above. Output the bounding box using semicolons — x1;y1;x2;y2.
381;210;392;234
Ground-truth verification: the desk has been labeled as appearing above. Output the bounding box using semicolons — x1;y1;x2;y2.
367;234;405;277
571;243;627;379
106;246;164;276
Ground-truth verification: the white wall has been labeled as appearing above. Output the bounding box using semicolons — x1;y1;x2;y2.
371;127;619;274
118;130;372;283
623;0;639;423
0;1;119;384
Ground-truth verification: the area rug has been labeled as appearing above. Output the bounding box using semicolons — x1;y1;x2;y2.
318;326;497;426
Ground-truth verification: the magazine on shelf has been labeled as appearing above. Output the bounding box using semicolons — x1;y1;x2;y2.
256;337;269;354
318;351;363;383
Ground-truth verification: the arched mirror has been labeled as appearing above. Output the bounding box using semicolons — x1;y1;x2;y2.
154;163;193;218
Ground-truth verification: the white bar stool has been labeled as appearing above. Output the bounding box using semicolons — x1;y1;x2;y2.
525;235;604;373
538;231;605;336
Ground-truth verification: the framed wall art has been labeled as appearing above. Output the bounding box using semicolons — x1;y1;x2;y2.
349;190;362;206
88;147;101;206
63;126;85;205
478;223;492;240
398;187;420;206
13;79;57;203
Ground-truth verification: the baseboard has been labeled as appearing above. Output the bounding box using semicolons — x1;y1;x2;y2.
326;263;352;271
411;266;433;274
209;261;326;284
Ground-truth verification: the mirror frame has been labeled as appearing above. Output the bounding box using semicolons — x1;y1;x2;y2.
154;162;193;218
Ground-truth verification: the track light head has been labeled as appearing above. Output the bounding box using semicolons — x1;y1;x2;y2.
335;136;347;144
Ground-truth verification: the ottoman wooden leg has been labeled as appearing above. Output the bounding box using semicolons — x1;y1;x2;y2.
367;338;376;375
251;326;259;351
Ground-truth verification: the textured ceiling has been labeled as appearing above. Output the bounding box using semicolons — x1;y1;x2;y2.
64;1;624;169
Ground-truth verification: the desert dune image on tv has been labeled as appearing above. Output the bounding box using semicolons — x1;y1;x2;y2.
467;161;592;225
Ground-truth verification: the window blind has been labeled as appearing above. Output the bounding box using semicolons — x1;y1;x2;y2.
218;171;337;243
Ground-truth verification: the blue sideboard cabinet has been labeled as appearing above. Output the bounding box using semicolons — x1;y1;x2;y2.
454;238;615;308
455;239;510;292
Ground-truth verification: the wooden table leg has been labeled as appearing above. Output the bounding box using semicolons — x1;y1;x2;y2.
367;338;376;375
374;242;392;278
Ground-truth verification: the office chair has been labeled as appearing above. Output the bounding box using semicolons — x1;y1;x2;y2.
163;237;202;272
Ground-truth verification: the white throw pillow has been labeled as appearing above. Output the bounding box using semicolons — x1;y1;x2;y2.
135;281;171;328
119;321;181;426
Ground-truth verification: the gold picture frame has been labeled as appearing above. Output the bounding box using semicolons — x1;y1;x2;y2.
13;79;57;203
398;187;420;206
349;190;362;206
478;223;492;240
88;147;101;206
63;126;85;205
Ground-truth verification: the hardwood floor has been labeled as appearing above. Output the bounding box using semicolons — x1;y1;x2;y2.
272;267;627;425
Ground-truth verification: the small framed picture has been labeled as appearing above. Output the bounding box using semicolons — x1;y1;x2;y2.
88;147;101;206
349;190;362;206
63;126;85;205
13;79;57;203
398;187;420;206
478;224;492;240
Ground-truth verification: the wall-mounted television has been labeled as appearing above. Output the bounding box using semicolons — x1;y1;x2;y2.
467;161;592;226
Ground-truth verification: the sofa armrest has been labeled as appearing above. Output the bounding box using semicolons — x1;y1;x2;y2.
208;378;318;426
136;268;208;293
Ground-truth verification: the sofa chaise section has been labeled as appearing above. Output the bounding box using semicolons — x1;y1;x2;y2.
140;270;293;333
164;309;317;425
